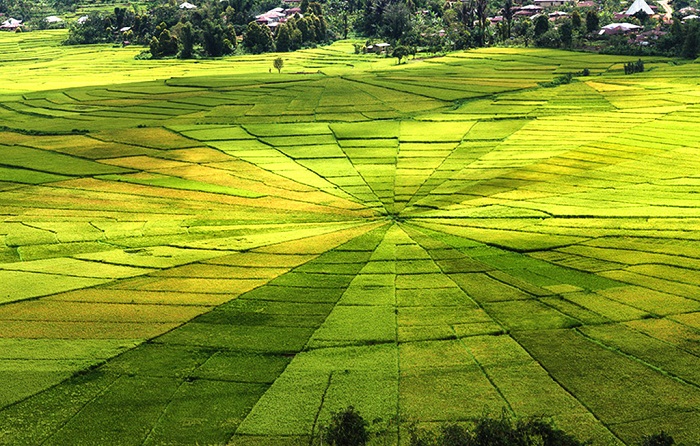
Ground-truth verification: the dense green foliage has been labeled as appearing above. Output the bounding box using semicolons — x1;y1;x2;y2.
641;432;676;446
273;55;284;72
323;406;370;446
242;20;274;53
624;58;645;74
62;0;245;57
409;414;589;446
149;22;178;57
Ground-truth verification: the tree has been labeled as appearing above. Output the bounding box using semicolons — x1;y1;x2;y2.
178;21;195;59
323;406;369;446
309;2;323;17
326;0;350;39
534;14;549;38
201;19;233;57
513;18;533;46
475;0;488;46
502;0;514;39
585;10;599;33
275;21;298;51
536;28;561;47
392;44;409;63
273;56;284;73
64;14;112;45
356;0;390;37
634;10;650;25
408;412;589;446
242;21;275;53
311;12;327;42
150;23;178;58
296;15;317;43
572;10;582;29
682;21;700;59
227;0;255;26
560;19;573;48
380;1;411;40
641;431;675;446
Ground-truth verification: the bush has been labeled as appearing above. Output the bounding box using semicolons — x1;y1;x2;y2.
323;406;370;446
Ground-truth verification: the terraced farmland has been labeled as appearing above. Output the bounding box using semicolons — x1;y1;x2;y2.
1;30;700;445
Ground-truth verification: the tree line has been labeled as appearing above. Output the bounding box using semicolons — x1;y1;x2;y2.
56;0;700;60
320;406;680;446
63;0;329;58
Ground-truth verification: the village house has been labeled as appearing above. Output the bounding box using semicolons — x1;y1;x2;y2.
513;0;594;18
255;7;302;31
366;42;391;54
633;28;666;44
533;0;575;8
548;11;570;21
0;18;22;31
513;4;543;17
490;15;504;24
599;22;642;35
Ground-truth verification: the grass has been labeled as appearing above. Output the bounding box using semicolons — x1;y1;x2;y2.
0;30;699;445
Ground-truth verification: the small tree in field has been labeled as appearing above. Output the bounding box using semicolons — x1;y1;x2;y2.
392;45;409;64
273;57;284;73
641;431;675;446
323;406;369;446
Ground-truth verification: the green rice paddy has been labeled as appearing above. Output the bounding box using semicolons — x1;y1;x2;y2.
1;29;700;445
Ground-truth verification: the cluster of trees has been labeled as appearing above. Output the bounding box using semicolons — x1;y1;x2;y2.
624;58;645;73
276;3;327;51
64;0;328;57
65;0;242;58
351;0;476;51
655;19;700;58
326;0;700;59
319;406;680;446
143;18;240;58
0;0;72;29
50;0;700;59
599;18;700;58
328;0;608;53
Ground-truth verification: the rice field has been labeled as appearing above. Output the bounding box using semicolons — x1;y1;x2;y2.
1;30;700;445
